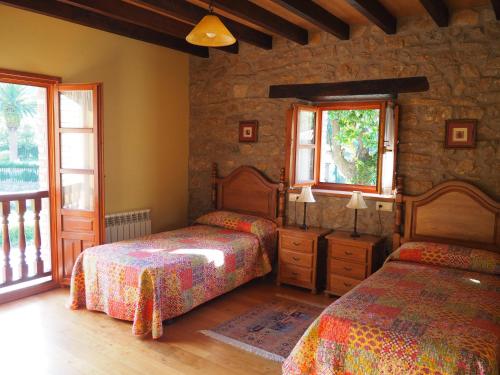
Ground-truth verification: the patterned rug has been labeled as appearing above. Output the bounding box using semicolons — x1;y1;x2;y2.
199;295;326;362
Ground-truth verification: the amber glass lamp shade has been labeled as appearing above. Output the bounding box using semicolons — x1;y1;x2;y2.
186;15;236;47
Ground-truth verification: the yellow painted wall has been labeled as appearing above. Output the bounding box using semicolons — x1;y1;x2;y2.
0;5;190;233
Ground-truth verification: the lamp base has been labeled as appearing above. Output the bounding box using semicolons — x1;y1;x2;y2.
300;202;308;230
350;232;361;238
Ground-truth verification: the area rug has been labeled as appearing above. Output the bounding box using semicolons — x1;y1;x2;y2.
199;296;326;362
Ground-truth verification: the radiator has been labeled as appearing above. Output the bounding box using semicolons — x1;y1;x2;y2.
105;209;151;243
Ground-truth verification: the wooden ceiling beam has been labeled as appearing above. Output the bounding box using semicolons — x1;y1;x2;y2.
345;0;396;34
492;0;500;20
269;77;430;101
271;0;349;40
57;0;237;54
199;0;308;45
130;0;272;50
419;0;449;27
0;0;209;57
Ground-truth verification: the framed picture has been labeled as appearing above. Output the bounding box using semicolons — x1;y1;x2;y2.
445;119;477;148
239;120;258;142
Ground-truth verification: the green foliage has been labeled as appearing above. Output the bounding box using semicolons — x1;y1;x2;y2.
0;161;39;182
0;83;37;131
0;151;9;162
0;223;35;247
325;109;379;185
0;127;7;150
0;128;39;160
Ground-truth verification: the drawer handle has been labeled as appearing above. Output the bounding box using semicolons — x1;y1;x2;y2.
291;272;299;276
343;282;353;287
344;251;353;256
292;241;301;246
292;256;300;261
343;267;352;271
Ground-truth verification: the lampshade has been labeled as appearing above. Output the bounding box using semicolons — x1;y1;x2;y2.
297;186;315;203
346;191;367;210
186;14;236;47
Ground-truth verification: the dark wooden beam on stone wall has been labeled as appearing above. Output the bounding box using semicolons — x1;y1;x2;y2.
492;0;500;20
0;0;209;57
419;0;449;27
271;0;349;40
345;0;396;34
57;0;238;54
200;0;308;45
269;77;430;101
131;0;272;50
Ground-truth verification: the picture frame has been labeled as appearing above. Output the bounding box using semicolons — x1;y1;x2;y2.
445;119;477;148
239;120;258;143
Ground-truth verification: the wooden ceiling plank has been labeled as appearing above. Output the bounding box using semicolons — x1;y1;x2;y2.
0;0;209;57
199;0;309;45
345;0;397;34
271;0;349;40
268;77;430;100
419;0;449;27
57;0;237;54
131;0;272;50
492;0;500;20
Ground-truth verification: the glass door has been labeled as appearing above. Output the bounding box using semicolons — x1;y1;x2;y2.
55;84;103;284
0;70;58;303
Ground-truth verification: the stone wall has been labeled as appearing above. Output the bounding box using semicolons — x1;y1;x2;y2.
189;7;500;249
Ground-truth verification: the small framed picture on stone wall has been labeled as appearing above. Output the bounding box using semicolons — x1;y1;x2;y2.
445;119;477;148
239;120;258;142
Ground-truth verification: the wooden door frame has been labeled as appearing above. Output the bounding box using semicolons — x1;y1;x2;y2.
0;69;105;303
54;83;104;285
0;69;61;303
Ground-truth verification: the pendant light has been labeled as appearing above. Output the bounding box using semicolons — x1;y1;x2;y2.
186;2;236;47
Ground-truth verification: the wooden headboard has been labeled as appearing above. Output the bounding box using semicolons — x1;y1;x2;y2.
211;163;286;226
393;178;500;252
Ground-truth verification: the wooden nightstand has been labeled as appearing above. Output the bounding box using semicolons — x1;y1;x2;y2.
277;226;331;294
325;231;385;297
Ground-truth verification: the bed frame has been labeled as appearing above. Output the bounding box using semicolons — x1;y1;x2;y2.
211;163;286;226
393;177;500;252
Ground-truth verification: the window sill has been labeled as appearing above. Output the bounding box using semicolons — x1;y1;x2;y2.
288;187;395;202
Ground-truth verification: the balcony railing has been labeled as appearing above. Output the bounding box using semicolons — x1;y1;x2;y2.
0;190;51;288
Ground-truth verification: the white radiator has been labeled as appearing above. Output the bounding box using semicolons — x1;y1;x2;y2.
105;209;151;243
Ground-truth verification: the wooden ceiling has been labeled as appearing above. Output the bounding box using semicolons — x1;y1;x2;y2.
0;0;497;57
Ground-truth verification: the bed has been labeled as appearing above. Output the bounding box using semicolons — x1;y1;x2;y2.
283;179;500;375
69;164;286;339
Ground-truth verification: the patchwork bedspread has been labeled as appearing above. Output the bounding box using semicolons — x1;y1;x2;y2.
69;224;273;339
283;243;500;375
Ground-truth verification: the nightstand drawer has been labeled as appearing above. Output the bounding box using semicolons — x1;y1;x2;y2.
331;243;367;263
280;250;313;268
328;274;362;295
280;263;312;284
330;259;366;280
281;235;313;253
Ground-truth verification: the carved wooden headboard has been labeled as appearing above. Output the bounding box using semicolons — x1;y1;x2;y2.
393;178;500;252
211;163;286;226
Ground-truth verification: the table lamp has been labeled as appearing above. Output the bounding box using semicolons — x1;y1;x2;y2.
297;186;315;230
346;191;367;237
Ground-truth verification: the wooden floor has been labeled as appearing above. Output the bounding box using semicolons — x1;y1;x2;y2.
0;278;333;375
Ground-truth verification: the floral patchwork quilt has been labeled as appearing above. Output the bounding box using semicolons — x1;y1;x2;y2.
69;211;276;339
283;242;500;375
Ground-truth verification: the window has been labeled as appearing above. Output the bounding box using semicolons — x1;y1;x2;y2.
0;68;104;303
288;101;397;195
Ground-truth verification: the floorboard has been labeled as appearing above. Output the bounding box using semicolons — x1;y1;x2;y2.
0;278;333;375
